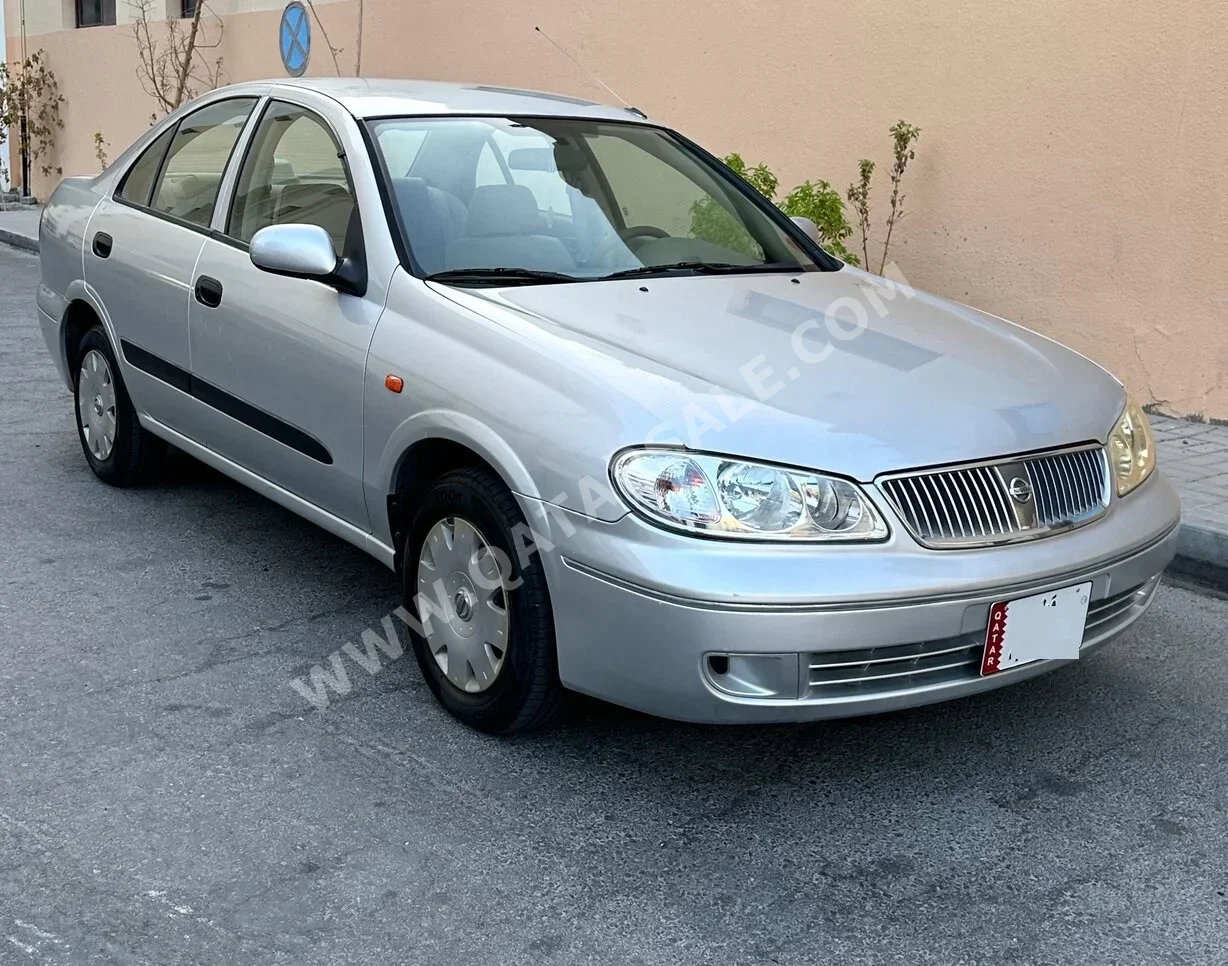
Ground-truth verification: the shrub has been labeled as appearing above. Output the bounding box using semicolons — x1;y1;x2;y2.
690;153;858;265
690;121;923;272
778;178;857;264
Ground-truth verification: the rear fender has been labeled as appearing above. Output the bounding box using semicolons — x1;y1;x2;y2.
58;278;121;365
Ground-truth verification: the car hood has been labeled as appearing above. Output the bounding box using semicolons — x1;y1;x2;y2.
431;267;1125;481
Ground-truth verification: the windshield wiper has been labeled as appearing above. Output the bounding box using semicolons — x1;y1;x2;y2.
425;267;580;286
598;261;803;281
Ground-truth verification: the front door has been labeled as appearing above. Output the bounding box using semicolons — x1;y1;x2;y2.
187;99;382;529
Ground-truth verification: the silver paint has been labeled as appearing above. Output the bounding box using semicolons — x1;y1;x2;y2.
249;224;338;279
789;215;822;245
37;78;1181;724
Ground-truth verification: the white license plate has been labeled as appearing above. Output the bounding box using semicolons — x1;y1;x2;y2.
980;581;1093;675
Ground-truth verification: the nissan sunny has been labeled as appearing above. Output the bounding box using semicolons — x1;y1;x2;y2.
37;79;1180;732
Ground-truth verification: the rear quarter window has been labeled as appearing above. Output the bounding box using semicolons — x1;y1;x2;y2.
116;127;175;207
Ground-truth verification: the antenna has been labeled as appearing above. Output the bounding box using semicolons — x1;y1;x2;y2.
533;26;647;118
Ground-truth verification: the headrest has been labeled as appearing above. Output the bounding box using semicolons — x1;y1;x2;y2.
392;176;430;211
465;184;540;237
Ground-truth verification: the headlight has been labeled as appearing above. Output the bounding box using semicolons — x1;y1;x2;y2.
611;449;888;541
1108;397;1156;497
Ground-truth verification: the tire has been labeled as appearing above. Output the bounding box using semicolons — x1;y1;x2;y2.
403;467;565;733
72;326;165;487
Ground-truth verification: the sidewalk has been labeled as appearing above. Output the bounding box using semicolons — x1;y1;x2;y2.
0;203;40;253
1151;415;1228;574
1;205;1226;581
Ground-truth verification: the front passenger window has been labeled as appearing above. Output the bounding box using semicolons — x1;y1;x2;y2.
150;98;257;227
228;101;356;254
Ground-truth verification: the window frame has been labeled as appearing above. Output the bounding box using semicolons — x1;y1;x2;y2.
111;96;261;236
361;113;843;280
222;97;360;254
75;0;116;28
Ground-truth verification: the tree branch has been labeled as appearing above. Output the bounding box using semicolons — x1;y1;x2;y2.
130;0;226;116
303;0;343;75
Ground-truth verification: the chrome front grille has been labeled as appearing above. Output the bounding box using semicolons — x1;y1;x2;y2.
880;445;1110;548
805;576;1159;699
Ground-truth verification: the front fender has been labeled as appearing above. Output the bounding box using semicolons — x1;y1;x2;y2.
363;271;635;550
371;408;547;544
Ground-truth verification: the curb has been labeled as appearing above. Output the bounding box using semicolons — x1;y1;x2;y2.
1177;520;1228;570
1172;520;1228;591
0;229;39;253
1167;555;1228;595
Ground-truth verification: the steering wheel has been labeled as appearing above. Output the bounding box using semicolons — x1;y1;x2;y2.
592;225;671;267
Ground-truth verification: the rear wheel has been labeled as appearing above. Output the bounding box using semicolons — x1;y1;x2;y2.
72;327;164;486
403;467;565;733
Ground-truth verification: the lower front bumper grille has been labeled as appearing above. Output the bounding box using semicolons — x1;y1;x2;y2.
805;575;1160;699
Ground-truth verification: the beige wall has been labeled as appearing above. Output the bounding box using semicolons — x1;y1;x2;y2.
8;0;1228;418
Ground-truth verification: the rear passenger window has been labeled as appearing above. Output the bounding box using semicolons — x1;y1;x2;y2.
150;98;257;227
474;141;508;189
116;127;174;206
491;128;573;217
377;128;427;177
227;101;356;253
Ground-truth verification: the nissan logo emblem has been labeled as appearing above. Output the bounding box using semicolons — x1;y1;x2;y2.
1008;476;1033;504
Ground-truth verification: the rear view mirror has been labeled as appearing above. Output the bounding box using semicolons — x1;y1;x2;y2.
790;216;821;246
506;147;556;172
250;224;338;279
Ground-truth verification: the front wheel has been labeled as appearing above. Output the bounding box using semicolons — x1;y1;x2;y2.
403;467;565;733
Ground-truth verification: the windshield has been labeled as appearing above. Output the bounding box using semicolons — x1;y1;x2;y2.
367;116;828;282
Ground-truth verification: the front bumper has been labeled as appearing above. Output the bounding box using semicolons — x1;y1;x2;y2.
532;471;1180;723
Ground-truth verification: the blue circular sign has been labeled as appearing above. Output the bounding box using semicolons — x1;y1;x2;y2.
279;2;310;77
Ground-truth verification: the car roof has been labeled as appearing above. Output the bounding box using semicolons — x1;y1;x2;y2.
230;77;650;123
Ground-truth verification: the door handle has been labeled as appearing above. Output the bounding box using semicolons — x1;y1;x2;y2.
92;232;113;258
194;275;223;308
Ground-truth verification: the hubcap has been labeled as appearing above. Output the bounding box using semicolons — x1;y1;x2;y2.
77;349;118;462
416;516;510;694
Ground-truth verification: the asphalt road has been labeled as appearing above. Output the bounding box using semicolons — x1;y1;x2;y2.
1;246;1226;966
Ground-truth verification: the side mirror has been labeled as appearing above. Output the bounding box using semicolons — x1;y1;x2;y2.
790;215;821;246
250;223;339;281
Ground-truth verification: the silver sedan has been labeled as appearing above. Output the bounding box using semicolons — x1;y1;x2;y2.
37;78;1180;732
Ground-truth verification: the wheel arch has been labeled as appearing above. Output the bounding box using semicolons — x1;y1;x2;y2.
381;412;548;576
62;299;104;382
59;280;120;379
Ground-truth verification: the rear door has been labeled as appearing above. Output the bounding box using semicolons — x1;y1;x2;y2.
84;97;259;436
186;97;382;529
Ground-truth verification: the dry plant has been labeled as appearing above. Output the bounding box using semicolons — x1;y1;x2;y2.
131;0;226;119
847;159;874;271
878;121;922;273
0;49;65;184
94;131;110;171
847;121;922;274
